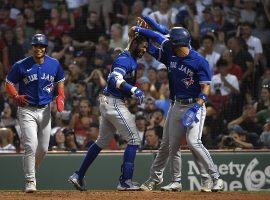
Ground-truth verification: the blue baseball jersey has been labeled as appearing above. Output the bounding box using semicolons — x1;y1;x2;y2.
138;27;212;99
6;55;65;105
104;51;137;98
159;41;212;99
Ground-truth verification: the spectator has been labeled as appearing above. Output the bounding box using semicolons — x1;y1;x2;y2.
255;104;270;129
14;26;31;57
228;103;262;136
140;52;161;75
155;83;170;117
63;128;78;152
68;60;85;82
219;124;262;149
72;11;104;43
88;0;112;34
210;59;240;97
239;0;256;24
109;23;127;50
3;28;24;65
84;69;106;106
149;0;176;29
44;8;69;41
254;84;270;112
0;5;16;30
199;7;219;37
221;49;243;81
85;122;100;148
15;13;35;41
259;122;270;148
198;34;220;74
0;127;16;153
142;127;161;150
156;63;169;98
24;7;39;30
135;111;147;147
32;0;50;30
0;103;18;128
70;99;98;149
137;76;155;100
239;22;263;66
51;129;66;151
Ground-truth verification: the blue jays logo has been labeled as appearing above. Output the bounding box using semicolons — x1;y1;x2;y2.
182;78;194;88
43;83;54;93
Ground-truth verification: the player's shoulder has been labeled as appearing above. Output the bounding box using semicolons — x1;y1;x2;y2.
45;55;60;64
16;56;32;65
114;51;132;66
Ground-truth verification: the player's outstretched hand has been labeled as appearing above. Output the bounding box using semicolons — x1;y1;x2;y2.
14;95;28;107
56;95;64;112
182;103;200;128
132;87;144;105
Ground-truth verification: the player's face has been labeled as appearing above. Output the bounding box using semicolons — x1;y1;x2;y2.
32;44;46;59
173;46;190;57
136;41;148;58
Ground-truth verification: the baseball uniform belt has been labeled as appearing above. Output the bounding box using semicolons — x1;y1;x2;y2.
28;104;48;109
175;98;197;105
102;91;125;100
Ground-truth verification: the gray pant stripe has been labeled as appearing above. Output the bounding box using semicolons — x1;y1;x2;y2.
113;98;135;143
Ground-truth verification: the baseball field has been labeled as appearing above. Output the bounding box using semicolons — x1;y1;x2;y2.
0;191;270;200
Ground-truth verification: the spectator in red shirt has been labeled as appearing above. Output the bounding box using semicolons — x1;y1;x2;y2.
44;8;69;41
222;49;243;81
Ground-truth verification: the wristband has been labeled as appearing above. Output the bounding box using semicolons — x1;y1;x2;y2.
198;92;208;102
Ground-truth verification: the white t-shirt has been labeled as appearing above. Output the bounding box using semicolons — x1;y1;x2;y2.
0;144;16;153
211;73;239;96
149;10;176;28
205;51;221;74
246;35;263;59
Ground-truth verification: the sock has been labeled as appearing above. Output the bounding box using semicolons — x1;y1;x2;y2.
120;144;138;181
76;143;102;180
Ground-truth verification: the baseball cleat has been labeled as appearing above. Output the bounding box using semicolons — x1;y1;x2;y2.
140;179;162;191
68;173;87;191
212;178;224;192
117;179;140;191
200;180;213;192
160;182;182;192
25;181;37;193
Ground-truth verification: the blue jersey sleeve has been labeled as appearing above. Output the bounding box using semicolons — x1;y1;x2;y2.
6;63;21;84
55;62;65;83
135;27;167;45
197;58;212;84
142;16;169;35
113;56;129;76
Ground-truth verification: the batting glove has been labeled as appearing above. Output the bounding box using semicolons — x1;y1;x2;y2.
182;103;201;128
56;95;65;112
131;87;144;105
14;94;28;107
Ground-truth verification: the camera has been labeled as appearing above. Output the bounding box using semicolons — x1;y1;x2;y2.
223;136;236;147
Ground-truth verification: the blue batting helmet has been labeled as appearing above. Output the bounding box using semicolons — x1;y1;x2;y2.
169;27;191;47
31;34;48;46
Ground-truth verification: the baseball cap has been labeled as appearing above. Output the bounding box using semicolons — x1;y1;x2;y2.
228;125;246;134
157;63;167;71
135;111;145;120
138;77;150;84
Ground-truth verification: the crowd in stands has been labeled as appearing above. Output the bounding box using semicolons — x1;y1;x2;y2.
1;0;270;153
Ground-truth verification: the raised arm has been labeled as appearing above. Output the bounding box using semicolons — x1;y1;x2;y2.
133;27;167;45
142;16;169;35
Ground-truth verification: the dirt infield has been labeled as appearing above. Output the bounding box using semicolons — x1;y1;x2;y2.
0;191;270;200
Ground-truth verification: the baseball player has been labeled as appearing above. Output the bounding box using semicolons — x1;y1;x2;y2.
5;34;65;193
131;17;224;192
68;35;148;191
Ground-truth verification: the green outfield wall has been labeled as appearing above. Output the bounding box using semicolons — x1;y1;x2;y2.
0;151;270;191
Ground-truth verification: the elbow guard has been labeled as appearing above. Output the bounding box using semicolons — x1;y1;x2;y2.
108;71;125;89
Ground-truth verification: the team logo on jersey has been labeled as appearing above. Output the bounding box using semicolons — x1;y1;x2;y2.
43;83;54;93
182;78;194;88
